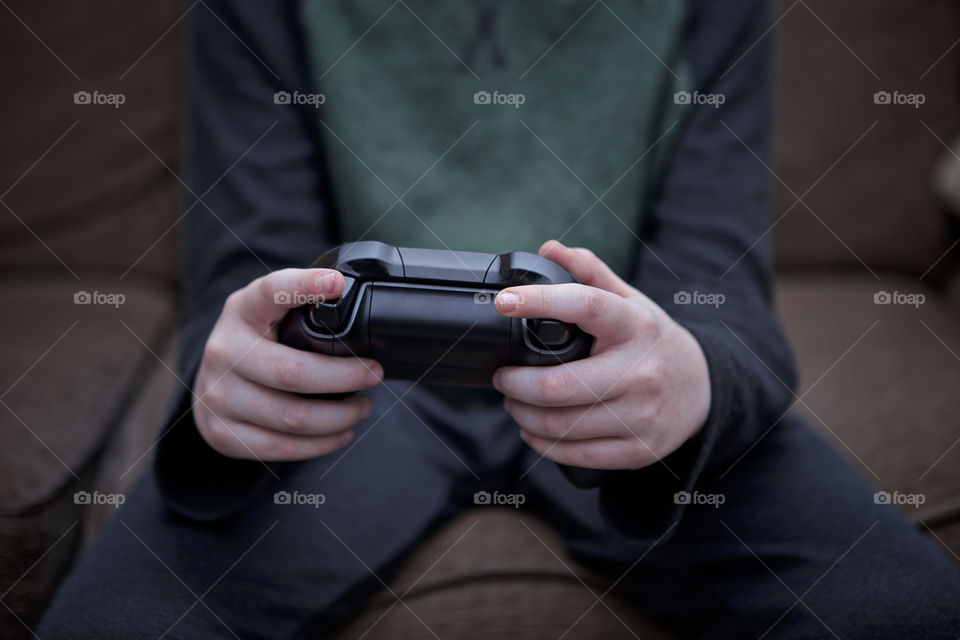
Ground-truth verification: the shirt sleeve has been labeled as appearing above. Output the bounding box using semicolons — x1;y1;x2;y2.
599;0;799;541
154;0;336;520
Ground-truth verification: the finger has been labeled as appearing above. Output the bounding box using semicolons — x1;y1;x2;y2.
218;333;383;394
495;282;638;343
519;431;655;470
231;268;345;329
203;416;355;461
211;377;373;436
539;240;638;299
493;352;630;407
504;397;632;441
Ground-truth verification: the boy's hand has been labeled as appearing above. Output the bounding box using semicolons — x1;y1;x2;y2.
194;269;384;461
493;240;711;470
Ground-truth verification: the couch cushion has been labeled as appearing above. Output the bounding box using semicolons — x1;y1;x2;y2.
0;276;175;512
776;272;960;526
0;0;183;283
328;508;674;640
774;0;960;272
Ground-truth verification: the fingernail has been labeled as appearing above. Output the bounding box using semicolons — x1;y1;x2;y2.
319;272;338;291
492;370;503;390
497;291;518;311
367;365;383;385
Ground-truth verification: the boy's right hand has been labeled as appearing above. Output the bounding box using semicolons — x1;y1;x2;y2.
193;268;384;461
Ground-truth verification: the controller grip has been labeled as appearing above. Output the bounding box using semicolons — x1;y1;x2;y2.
559;464;607;489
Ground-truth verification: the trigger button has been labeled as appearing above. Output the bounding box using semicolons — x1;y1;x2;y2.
529;319;573;350
309;275;354;333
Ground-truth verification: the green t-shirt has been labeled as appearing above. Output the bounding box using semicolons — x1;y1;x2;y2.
300;0;689;278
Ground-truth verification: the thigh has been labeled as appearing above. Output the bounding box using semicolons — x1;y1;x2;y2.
552;416;960;639
39;381;497;640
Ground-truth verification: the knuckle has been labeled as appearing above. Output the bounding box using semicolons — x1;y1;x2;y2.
637;359;666;394
575;247;596;261
263;437;298;461
541;410;569;438
535;285;555;311
563;446;588;468
222;290;243;314
203;419;232;453
253;274;272;300
280;404;308;432
627;400;657;429
202;337;228;369
632;303;660;333
274;357;304;390
580;288;606;317
202;380;227;408
536;371;572;403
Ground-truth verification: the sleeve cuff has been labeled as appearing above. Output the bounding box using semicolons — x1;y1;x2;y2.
153;375;280;522
597;320;736;542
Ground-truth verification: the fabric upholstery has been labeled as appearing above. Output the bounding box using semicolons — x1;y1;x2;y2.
0;0;183;282
2;0;960;638
776;273;960;525
774;0;960;272
0;277;175;511
328;508;675;640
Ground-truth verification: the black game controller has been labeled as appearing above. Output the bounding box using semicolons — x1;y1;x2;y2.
278;241;605;488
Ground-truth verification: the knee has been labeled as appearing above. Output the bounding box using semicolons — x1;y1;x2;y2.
38;578;125;640
811;558;960;638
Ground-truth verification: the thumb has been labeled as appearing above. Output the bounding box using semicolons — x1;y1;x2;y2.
539;240;638;299
233;268;345;329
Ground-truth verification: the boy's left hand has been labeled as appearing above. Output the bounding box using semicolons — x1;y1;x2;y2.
493;240;712;470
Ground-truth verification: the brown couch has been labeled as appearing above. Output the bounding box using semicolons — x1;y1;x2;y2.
1;1;958;638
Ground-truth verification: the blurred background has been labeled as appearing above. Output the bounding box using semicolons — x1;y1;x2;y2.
1;1;959;638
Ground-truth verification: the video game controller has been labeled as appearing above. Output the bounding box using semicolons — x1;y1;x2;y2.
277;241;605;488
